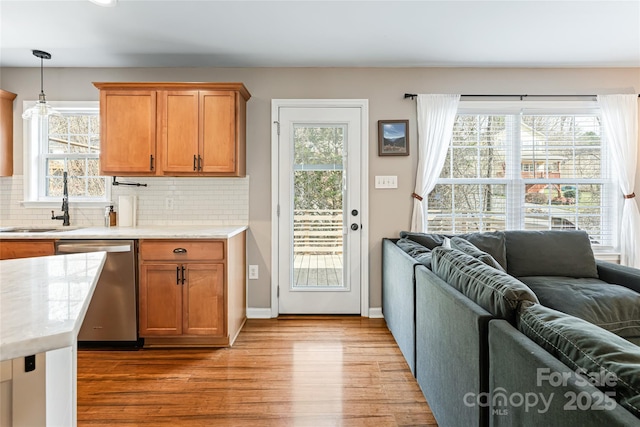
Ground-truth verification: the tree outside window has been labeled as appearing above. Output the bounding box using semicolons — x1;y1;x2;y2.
427;108;614;247
24;101;108;203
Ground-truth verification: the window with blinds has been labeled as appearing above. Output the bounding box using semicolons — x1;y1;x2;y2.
426;103;616;248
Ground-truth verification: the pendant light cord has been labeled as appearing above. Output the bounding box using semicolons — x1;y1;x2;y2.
40;55;44;98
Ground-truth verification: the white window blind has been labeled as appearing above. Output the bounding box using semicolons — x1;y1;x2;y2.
426;101;617;249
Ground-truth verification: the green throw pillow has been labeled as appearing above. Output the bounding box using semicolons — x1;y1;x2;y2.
518;302;640;418
450;236;506;272
431;246;538;323
396;237;432;268
505;230;598;278
399;230;507;270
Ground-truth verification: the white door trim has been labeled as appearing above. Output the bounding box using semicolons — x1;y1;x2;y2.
271;99;369;318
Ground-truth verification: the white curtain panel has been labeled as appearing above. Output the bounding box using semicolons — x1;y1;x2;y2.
410;94;460;232
597;94;640;268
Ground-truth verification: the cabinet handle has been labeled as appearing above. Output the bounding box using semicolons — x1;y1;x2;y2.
198;155;202;171
150;155;155;171
181;265;186;284
176;266;180;285
193;155;197;171
173;248;187;254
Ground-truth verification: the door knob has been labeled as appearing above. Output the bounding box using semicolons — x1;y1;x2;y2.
351;223;359;231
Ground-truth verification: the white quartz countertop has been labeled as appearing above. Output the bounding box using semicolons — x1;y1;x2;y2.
0;252;106;361
0;225;248;239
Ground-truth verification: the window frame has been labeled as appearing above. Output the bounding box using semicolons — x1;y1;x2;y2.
22;100;110;207
427;100;619;251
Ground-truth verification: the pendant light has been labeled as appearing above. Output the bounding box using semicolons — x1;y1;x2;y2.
22;50;62;120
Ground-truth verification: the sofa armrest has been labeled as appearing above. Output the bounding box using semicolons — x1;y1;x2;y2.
489;320;639;427
382;238;419;375
596;260;640;294
416;265;493;427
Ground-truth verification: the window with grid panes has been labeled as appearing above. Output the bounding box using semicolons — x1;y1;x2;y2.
426;102;616;248
24;101;108;203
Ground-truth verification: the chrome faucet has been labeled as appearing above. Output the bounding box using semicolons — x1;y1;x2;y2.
51;171;70;226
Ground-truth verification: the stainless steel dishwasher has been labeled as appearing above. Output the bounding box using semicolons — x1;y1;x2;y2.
55;240;139;345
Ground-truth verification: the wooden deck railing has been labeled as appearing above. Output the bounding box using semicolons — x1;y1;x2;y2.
293;209;343;254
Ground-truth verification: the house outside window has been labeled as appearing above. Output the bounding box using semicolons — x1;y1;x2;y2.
23;101;109;205
426;101;617;249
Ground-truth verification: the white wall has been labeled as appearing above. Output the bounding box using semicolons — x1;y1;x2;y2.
1;67;639;310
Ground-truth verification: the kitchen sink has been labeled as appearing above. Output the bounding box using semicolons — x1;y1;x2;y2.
0;227;82;233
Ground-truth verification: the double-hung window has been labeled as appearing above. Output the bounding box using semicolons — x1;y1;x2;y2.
426;101;616;249
23;101;109;204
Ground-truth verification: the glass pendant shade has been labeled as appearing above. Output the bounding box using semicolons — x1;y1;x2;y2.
22;95;63;119
22;50;62;120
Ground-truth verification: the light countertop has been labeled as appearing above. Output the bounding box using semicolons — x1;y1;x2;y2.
0;252;106;361
0;225;248;240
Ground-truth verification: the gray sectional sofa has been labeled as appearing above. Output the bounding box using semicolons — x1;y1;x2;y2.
382;230;640;427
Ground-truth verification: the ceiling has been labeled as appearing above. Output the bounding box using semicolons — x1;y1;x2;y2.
1;0;639;68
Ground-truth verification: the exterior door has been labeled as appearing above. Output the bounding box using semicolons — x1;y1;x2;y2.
273;101;367;314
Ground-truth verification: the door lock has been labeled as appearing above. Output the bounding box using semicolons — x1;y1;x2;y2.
351;209;359;216
351;223;359;231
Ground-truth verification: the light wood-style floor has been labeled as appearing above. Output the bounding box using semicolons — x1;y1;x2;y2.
77;317;437;426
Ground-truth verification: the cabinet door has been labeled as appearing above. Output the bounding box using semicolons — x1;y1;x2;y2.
199;91;237;174
139;263;182;336
160;91;199;173
100;90;157;175
0;89;17;177
183;263;225;336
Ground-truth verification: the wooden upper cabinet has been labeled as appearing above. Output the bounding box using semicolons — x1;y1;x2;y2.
200;91;237;174
0;89;17;177
161;90;199;173
98;89;157;175
93;82;250;177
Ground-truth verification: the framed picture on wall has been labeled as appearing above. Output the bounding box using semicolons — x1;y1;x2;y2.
378;120;409;156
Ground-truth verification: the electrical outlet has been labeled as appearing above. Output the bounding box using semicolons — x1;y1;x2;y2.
248;265;259;280
165;198;174;210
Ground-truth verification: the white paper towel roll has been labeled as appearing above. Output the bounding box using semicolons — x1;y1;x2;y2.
118;195;137;227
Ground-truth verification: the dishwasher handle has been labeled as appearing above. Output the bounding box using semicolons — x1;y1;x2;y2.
56;243;132;253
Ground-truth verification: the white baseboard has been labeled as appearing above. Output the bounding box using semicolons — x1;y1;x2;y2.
368;307;383;318
247;307;383;319
247;308;273;319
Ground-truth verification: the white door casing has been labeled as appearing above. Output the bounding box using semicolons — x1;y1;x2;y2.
271;99;369;316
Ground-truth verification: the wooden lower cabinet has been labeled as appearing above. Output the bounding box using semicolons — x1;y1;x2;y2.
138;233;245;347
0;240;55;260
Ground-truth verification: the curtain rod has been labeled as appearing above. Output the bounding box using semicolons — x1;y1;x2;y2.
403;93;640;100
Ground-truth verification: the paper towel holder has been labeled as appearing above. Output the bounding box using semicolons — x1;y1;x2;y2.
112;176;148;187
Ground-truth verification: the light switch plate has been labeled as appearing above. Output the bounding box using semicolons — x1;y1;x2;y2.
375;175;398;189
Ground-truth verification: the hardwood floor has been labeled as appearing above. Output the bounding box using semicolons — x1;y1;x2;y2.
77;317;437;426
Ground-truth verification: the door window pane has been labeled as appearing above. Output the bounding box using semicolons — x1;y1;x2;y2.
292;125;345;288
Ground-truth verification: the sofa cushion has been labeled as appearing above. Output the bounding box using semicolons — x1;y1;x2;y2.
517;302;640;417
505;230;598;278
450;236;506;272
396;237;432;268
431;246;538;323
400;230;507;270
518;276;640;340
